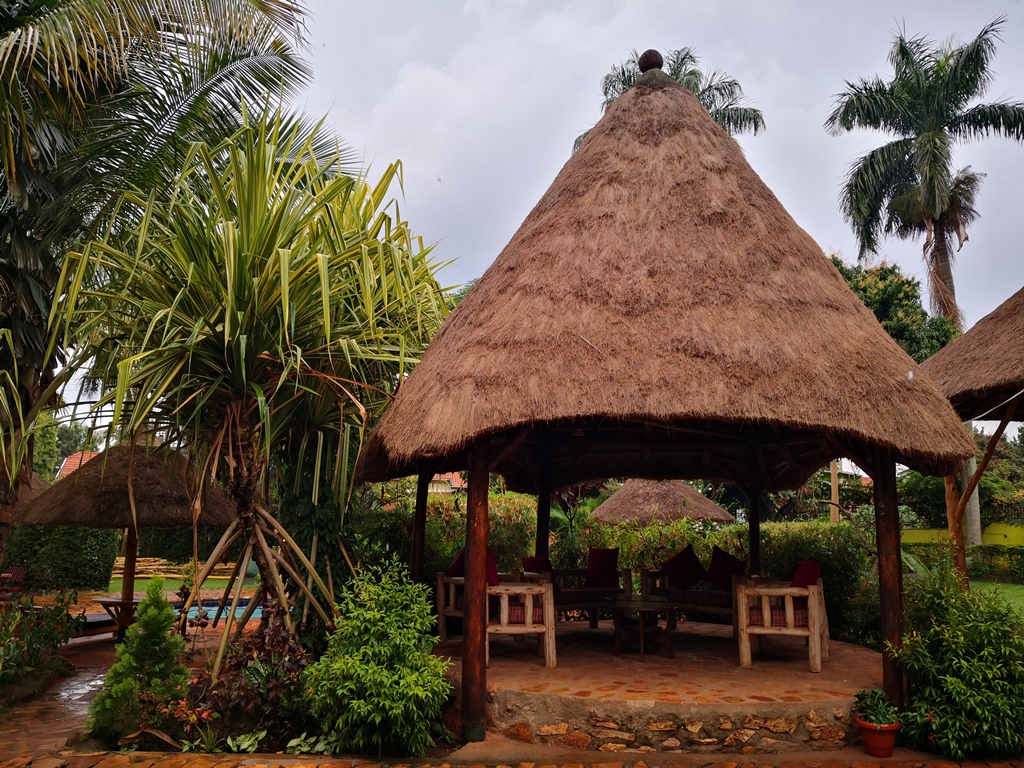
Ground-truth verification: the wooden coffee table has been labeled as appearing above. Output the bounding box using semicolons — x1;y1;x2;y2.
610;595;679;660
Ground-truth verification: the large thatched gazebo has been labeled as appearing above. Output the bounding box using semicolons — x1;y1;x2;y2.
591;479;734;525
355;51;972;738
921;285;1024;571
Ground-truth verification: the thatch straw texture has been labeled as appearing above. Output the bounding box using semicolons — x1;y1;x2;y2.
921;286;1024;422
357;67;972;492
16;444;235;529
591;479;734;524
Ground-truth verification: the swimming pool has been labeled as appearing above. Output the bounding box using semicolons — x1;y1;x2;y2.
179;598;263;621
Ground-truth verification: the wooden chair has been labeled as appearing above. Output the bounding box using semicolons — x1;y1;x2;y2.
486;580;556;667
0;566;26;598
436;572;465;641
735;576;830;672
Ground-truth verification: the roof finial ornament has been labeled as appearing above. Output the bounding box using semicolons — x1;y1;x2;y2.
638;49;663;73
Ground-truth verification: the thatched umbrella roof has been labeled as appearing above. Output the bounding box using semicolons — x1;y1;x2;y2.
16;444;235;529
591;479;734;525
920;286;1024;421
7;471;50;513
356;61;972;493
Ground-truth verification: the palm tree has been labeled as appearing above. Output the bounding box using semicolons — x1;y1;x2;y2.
0;0;308;564
574;47;765;152
825;16;1024;329
56;111;449;653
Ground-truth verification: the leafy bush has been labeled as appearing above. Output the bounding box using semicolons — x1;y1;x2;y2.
894;558;1024;759
838;573;882;649
6;525;119;590
189;601;310;748
89;578;189;746
904;542;1024;584
303;557;452;757
0;592;79;686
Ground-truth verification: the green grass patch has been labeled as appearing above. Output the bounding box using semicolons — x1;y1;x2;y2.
971;580;1024;611
105;577;239;594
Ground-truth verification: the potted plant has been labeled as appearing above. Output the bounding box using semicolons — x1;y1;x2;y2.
854;688;900;757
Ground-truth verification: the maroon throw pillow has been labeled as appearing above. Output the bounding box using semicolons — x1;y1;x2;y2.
789;559;819;611
661;545;707;590
789;559;820;589
445;547;500;587
522;555;554;574
706;546;744;592
585;547;619;588
444;549;465;577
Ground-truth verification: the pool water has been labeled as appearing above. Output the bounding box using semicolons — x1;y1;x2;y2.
179;599;263;621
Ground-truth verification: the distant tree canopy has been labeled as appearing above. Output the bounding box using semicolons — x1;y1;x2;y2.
832;255;956;362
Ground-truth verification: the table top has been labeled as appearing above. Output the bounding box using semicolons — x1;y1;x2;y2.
610;595;677;611
95;596;141;607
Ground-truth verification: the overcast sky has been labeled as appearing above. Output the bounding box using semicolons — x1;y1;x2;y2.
296;0;1024;331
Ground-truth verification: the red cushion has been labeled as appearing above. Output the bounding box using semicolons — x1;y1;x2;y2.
789;559;820;588
585;547;619;588
661;545;707;590
444;550;465;577
788;559;819;611
749;606;809;628
522;555;553;574
445;548;500;586
706;546;744;592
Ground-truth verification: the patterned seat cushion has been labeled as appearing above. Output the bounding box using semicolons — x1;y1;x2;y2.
507;603;546;625
749;605;808;628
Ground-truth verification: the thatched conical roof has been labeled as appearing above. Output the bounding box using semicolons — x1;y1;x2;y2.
591;479;734;525
920;286;1024;422
356;62;972;492
16;444;236;529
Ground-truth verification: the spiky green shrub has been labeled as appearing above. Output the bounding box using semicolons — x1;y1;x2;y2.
88;578;188;746
894;559;1024;759
303;557;451;757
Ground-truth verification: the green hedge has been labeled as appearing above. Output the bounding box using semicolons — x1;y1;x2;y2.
6;525;120;590
137;527;240;564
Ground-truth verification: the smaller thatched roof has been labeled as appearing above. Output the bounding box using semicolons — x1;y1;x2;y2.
921;286;1024;421
0;471;51;514
16;444;236;529
591;479;734;525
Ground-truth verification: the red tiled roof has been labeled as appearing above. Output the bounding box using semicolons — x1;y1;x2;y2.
56;451;102;480
433;471;467;489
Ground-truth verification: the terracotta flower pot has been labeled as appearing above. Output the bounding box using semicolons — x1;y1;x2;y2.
856;716;900;758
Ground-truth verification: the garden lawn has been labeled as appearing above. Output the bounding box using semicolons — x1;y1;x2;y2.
971;580;1024;611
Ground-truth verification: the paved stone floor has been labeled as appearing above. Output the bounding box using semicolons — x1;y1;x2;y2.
1;615;1021;768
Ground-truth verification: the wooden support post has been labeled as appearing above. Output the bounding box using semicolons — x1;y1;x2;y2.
830;460;840;524
121;526;138;603
535;488;551;559
461;443;490;743
411;471;430;582
872;449;903;707
747;489;762;575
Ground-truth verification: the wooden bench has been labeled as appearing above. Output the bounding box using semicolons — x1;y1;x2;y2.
735;576;830;672
641;569;740;636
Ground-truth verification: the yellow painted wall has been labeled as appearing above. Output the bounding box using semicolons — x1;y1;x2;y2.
901;524;1024;546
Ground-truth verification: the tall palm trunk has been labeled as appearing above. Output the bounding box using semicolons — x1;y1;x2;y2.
931;222;982;553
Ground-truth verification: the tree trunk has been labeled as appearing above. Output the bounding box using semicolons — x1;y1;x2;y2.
228;463;275;597
961;454;982;546
928;222;963;330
